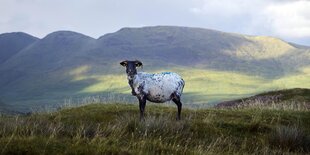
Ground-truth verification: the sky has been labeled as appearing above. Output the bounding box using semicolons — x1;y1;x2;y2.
1;0;310;46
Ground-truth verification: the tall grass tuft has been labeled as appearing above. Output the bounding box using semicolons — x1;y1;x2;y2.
269;125;310;152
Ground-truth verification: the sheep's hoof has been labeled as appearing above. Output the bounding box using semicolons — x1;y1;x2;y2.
140;117;145;121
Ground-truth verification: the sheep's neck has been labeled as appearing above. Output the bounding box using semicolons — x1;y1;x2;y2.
128;75;136;96
128;79;134;88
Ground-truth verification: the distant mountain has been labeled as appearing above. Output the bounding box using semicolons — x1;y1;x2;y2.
1;31;95;73
98;27;309;77
0;32;38;64
0;26;309;112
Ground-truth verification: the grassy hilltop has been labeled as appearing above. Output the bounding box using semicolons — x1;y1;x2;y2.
1;88;310;154
1;104;309;154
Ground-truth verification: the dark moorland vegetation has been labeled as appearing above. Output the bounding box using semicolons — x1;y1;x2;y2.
1;101;309;154
216;88;310;109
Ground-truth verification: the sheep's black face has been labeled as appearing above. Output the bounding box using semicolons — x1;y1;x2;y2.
120;60;143;78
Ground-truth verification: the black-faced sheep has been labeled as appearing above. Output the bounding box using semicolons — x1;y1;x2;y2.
120;60;185;120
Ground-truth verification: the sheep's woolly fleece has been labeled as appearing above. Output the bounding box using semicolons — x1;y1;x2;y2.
131;72;185;103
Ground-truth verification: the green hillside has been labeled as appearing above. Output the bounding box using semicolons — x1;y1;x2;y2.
0;103;309;154
0;26;309;112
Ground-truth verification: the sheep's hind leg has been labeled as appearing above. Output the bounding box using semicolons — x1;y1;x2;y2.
172;94;182;120
138;95;146;121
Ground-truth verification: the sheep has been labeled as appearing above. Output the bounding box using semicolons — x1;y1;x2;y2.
120;60;185;120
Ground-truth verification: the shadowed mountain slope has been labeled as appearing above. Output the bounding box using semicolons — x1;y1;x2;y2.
0;32;38;64
0;26;309;112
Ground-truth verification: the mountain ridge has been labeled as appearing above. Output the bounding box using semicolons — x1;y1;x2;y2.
1;26;310;47
0;26;309;112
0;32;38;64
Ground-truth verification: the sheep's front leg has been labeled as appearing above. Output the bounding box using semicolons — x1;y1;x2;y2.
172;97;182;120
137;95;146;121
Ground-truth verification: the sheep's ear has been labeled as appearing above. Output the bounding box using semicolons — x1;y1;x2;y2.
135;60;143;67
120;60;128;67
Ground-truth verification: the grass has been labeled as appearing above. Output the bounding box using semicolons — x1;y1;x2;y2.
216;88;310;111
1;103;309;154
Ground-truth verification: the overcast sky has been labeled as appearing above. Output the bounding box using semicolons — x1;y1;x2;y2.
1;0;310;46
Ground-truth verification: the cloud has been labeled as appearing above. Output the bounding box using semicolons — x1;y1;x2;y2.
188;0;268;35
189;0;260;16
263;0;310;38
0;0;196;38
189;0;310;44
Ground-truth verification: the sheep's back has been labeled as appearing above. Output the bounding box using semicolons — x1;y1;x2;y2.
135;72;184;102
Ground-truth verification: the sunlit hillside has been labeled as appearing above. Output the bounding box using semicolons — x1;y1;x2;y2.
70;66;310;104
0;26;309;112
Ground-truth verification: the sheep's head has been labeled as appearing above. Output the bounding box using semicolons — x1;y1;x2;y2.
120;60;143;78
